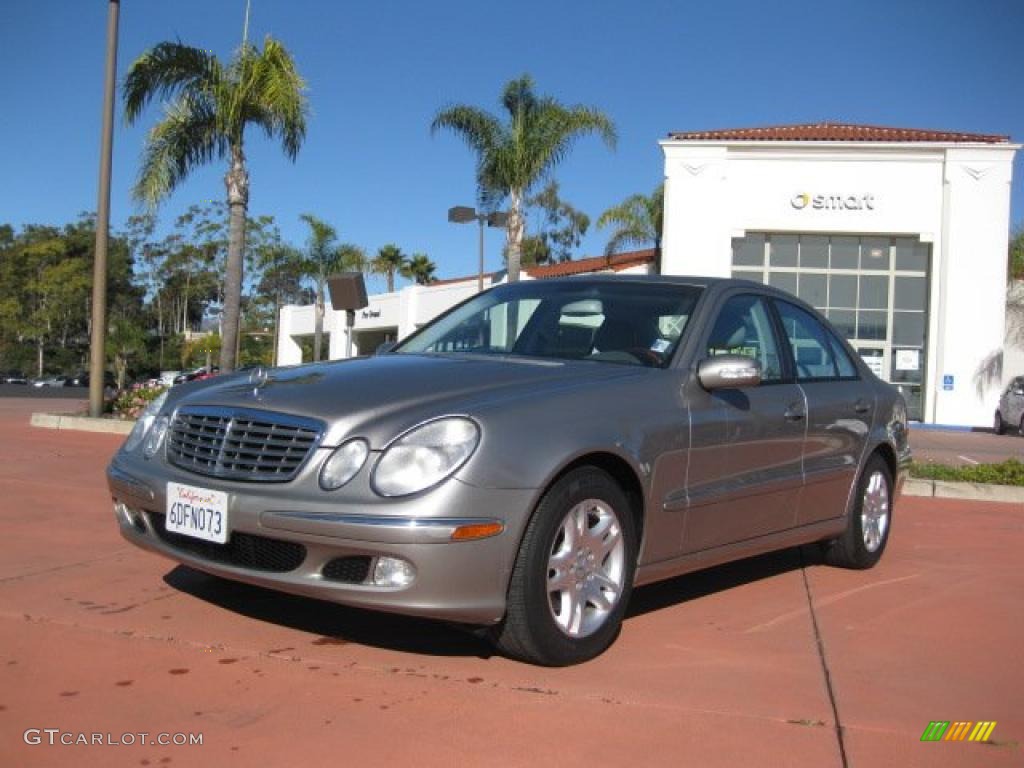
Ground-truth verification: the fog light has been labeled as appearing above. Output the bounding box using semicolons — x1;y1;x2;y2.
114;501;145;532
372;556;415;587
114;501;130;525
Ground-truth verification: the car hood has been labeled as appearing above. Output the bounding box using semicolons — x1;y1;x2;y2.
171;354;645;446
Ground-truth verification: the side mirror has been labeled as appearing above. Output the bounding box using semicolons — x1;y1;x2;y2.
698;355;762;390
375;341;398;356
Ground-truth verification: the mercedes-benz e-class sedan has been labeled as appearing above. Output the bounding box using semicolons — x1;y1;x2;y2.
108;276;910;665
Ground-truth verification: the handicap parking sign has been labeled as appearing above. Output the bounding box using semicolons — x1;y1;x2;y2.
942;374;954;391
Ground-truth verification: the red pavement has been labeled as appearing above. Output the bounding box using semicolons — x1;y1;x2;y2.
0;397;1020;767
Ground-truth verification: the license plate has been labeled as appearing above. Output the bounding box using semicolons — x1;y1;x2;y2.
166;482;229;544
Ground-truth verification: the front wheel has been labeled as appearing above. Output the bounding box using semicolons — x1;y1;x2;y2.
994;410;1006;435
823;454;893;570
493;467;637;666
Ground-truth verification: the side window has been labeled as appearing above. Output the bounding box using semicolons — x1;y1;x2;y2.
775;300;839;381
827;330;859;379
706;295;783;382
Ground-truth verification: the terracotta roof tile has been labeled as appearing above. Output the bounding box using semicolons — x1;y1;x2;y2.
667;122;1009;144
525;248;656;278
425;248;656;287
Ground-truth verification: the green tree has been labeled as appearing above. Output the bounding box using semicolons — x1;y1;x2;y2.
1009;226;1024;281
123;36;308;372
372;244;408;292
596;183;665;270
297;215;369;361
431;75;616;282
402;253;437;285
520;180;590;266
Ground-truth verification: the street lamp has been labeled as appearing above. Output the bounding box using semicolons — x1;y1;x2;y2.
447;206;508;292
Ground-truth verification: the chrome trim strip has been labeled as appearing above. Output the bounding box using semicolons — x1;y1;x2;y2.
267;511;500;528
260;510;504;543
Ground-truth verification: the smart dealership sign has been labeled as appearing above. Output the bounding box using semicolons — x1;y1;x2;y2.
791;192;875;211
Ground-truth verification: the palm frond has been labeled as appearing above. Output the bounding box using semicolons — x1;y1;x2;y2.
243;36;308;159
597;184;663;255
431;106;503;155
123;41;220;124
133;94;224;207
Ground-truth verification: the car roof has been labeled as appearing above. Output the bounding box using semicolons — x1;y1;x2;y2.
529;273;793;296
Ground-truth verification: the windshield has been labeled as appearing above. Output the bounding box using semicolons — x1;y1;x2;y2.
394;280;702;368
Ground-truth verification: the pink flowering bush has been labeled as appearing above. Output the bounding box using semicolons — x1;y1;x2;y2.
110;383;168;420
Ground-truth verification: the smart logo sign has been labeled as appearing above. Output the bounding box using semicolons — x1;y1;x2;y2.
791;192;875;211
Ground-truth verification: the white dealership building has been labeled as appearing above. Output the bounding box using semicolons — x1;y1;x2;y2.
277;122;1020;427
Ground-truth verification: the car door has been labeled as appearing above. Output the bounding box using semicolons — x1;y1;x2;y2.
772;299;873;526
680;292;806;553
1004;377;1024;425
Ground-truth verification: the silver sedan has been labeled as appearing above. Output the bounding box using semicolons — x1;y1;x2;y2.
108;276;910;665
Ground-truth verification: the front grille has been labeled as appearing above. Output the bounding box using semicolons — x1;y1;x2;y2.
149;512;306;572
166;406;323;482
322;556;372;584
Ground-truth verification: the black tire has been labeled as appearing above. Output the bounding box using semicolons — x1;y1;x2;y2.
823;454;893;570
492;467;637;666
1019;414;1024;437
994;410;1006;435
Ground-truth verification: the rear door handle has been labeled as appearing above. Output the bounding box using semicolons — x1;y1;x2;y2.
784;403;805;422
853;399;871;414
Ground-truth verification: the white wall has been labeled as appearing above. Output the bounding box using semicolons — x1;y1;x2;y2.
661;139;1019;426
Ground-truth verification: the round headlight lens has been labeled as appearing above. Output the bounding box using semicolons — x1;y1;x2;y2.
372;417;480;497
123;390;169;453
142;414;170;459
319;439;370;491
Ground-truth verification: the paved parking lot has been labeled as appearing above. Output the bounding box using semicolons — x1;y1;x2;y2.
0;397;1021;767
910;427;1022;467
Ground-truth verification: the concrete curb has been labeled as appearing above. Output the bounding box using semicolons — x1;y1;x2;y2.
31;412;135;435
903;477;1024;504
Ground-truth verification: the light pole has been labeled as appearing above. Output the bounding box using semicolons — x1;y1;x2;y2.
447;206;508;292
89;0;120;417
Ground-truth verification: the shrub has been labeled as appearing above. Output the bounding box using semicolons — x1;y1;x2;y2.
110;382;168;420
910;458;1024;486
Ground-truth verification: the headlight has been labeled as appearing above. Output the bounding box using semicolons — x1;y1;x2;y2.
319;439;369;491
372;417;480;497
123;390;169;452
142;414;170;459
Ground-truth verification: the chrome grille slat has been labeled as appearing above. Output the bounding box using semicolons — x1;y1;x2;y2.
166;406;324;483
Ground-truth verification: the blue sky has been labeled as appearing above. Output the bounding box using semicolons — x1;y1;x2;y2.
1;0;1022;292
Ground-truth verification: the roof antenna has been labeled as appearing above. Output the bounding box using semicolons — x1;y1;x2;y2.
242;0;251;46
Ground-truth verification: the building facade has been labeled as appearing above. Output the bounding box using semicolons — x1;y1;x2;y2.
661;123;1019;426
276;122;1019;427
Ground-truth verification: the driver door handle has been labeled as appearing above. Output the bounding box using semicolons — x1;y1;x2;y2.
853;399;871;414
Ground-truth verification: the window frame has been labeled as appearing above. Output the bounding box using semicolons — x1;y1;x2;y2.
699;291;792;386
770;298;862;384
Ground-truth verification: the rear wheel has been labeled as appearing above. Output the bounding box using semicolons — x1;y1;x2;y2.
1019;414;1024;437
823;454;892;570
994;410;1006;435
493;467;637;666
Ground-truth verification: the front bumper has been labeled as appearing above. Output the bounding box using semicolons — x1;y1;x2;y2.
107;454;537;625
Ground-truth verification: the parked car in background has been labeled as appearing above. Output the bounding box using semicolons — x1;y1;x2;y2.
67;370;116;389
172;366;219;385
32;375;69;388
994;375;1024;435
108;276;910;665
2;371;29;385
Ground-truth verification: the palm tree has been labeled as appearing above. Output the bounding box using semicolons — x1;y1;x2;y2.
372;244;408;292
596;183;665;271
431;75;616;282
402;253;437;285
298;214;336;362
123;37;308;372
